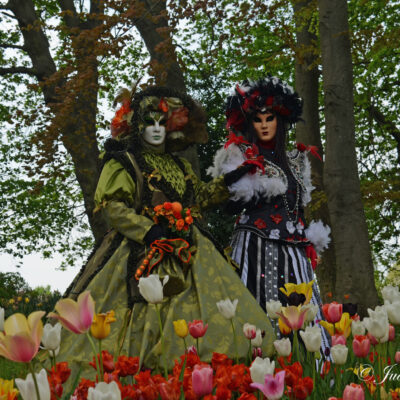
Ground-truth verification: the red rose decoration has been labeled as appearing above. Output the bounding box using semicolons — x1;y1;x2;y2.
254;218;267;229
270;214;283;224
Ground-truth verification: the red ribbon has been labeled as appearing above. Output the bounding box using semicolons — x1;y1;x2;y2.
296;142;322;161
146;238;192;276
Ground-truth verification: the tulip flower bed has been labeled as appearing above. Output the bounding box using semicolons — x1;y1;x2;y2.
1;276;400;400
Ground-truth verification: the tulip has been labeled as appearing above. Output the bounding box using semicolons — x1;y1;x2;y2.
41;323;62;351
395;351;400;363
278;317;292;335
216;298;238;319
15;369;51;400
367;332;379;346
276;305;307;331
250;357;275;384
138;275;169;304
48;291;95;334
331;344;348;365
363;307;389;341
250;370;285;400
90;311;116;340
187;345;198;355
389;325;395;342
331;334;346;346
322;302;343;324
87;381;121;400
192;365;213;398
351;320;366;336
343;383;365;400
251;329;263;347
279;281;314;305
352;335;370;358
173;319;189;338
384;301;400;325
299;325;321;353
381;285;400;304
0;307;4;331
243;323;257;340
266;300;282;320
320;312;352;338
302;303;319;325
0;378;19;400
188;320;208;338
273;338;291;357
0;311;45;362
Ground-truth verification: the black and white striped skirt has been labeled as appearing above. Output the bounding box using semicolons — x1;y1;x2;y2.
231;229;331;356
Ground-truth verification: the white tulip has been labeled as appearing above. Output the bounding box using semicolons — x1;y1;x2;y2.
273;338;291;357
138;274;169;304
251;328;263;347
363;306;389;340
331;344;348;365
351;320;366;336
0;307;4;331
382;285;400;304
384;301;400;325
15;369;51;400
88;381;121;400
216;298;238;320
266;300;282;320
299;325;322;353
243;323;257;339
42;323;62;351
302;303;319;324
250;357;275;384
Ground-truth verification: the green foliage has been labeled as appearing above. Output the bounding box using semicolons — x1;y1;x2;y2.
0;357;28;380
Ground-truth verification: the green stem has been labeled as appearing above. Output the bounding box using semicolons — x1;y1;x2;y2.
86;332;102;382
196;337;199;356
51;350;56;369
293;330;299;363
335;365;340;397
155;304;168;378
29;362;41;400
183;337;187;353
98;339;104;380
248;339;252;366
230;318;239;364
312;352;316;400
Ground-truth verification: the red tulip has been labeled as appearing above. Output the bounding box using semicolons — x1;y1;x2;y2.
367;332;378;346
322;302;343;323
389;325;395;342
395;351;400;364
352;335;370;358
188;320;208;339
343;383;365;400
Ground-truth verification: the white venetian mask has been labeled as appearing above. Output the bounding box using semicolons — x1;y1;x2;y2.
142;112;167;146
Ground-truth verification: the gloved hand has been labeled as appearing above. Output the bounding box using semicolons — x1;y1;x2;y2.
305;243;318;270
144;224;166;247
224;164;254;186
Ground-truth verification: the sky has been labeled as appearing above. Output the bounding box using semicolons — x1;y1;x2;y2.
0;253;79;293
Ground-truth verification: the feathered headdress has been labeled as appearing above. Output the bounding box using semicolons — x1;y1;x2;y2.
225;76;303;134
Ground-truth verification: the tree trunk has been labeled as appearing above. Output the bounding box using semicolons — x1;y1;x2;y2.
292;0;336;301
318;0;379;315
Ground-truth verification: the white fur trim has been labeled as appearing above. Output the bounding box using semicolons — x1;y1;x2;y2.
305;220;331;254
300;152;314;206
207;144;287;202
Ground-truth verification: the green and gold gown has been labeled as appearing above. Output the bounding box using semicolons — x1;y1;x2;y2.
58;138;275;376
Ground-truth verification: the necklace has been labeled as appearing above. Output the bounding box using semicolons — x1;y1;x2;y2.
282;180;300;223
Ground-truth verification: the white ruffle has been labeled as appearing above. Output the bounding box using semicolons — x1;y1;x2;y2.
299;152;314;206
305;220;331;254
207;144;287;202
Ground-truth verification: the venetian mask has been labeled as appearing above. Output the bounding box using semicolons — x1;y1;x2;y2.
142;111;167;146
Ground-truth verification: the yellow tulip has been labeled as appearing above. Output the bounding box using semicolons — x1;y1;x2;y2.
0;378;19;400
173;319;189;338
278;317;292;335
319;312;352;338
279;281;314;305
8;299;14;305
17;297;22;302
90;310;116;340
24;298;29;304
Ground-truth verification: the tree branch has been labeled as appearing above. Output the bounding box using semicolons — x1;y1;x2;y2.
0;43;26;51
0;66;37;76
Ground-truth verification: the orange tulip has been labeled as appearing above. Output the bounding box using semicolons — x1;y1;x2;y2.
0;311;45;363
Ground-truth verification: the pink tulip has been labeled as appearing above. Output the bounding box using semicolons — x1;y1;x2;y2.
352;335;370;358
367;332;379;346
389;325;395;342
322;302;343;323
250;370;285;400
276;306;307;331
48;291;95;334
188;320;208;339
192;364;213;397
0;311;45;362
332;334;346;346
395;351;400;364
343;383;365;400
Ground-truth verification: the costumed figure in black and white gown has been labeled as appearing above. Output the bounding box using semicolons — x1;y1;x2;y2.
208;77;331;355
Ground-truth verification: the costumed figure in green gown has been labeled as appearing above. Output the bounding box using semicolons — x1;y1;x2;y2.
59;85;275;375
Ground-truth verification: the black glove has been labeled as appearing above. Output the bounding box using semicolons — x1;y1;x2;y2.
224;164;254;187
143;224;165;247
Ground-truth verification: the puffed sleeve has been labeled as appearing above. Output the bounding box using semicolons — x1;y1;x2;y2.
179;158;230;210
94;158;154;244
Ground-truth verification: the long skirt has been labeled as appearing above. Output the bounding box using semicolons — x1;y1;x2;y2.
231;229;331;356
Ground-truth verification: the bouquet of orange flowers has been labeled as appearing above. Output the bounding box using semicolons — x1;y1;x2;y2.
152;201;197;236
